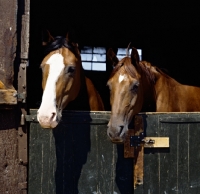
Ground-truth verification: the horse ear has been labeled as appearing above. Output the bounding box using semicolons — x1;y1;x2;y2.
107;48;119;68
42;29;54;46
66;32;70;42
131;47;140;66
66;28;78;44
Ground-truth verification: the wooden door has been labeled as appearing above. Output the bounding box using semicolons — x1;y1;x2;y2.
28;110;134;194
131;113;200;194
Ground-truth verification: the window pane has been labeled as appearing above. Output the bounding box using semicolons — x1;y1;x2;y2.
81;47;92;53
82;62;92;70
137;49;142;61
93;47;106;54
137;49;142;56
92;54;106;62
117;48;127;55
92;62;106;71
81;53;92;61
116;55;124;60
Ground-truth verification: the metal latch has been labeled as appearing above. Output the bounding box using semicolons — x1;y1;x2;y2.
130;132;145;147
130;132;169;148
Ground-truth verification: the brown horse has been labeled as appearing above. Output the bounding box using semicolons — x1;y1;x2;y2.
37;34;104;128
107;47;200;143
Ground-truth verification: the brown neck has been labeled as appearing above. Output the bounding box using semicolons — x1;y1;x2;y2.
140;68;156;112
65;68;90;111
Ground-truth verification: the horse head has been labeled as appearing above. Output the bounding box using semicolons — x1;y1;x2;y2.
37;32;82;128
106;47;145;143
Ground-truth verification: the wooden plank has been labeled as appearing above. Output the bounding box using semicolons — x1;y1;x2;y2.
159;114;179;194
97;125;117;193
132;115;144;190
188;114;200;194
0;109;27;194
115;144;134;194
176;115;189;193
29;122;56;194
142;114;160;194
50;122;79;194
0;89;17;105
160;116;200;123
77;123;99;193
124;129;135;158
0;0;17;88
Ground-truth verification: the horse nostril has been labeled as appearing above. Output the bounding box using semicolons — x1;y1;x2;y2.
109;133;113;138
50;112;56;121
118;125;124;136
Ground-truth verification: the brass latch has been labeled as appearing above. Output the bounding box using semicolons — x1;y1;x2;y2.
130;132;169;148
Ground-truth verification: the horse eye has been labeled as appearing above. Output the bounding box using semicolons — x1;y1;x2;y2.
131;82;139;92
67;66;75;74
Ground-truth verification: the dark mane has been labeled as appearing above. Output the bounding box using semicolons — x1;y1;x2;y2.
139;61;172;85
155;66;171;79
139;61;156;85
44;36;76;56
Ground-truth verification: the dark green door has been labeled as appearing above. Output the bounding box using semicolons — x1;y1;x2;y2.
28;110;134;194
134;113;200;194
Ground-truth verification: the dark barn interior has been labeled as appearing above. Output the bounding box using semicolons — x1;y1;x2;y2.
28;1;200;110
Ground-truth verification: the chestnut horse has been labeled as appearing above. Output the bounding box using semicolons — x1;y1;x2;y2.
37;34;104;128
107;47;200;143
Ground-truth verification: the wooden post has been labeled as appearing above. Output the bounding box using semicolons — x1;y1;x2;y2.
124;115;144;189
0;0;29;193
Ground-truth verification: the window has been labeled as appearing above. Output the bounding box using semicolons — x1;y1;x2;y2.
81;47;142;71
81;47;106;71
116;48;142;61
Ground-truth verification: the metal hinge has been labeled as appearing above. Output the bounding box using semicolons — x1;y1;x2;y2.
18;112;28;166
18;62;27;103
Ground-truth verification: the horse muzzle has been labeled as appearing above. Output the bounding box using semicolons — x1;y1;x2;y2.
37;110;61;129
107;125;126;144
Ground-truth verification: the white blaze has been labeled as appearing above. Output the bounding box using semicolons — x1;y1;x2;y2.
39;53;65;114
119;74;127;83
